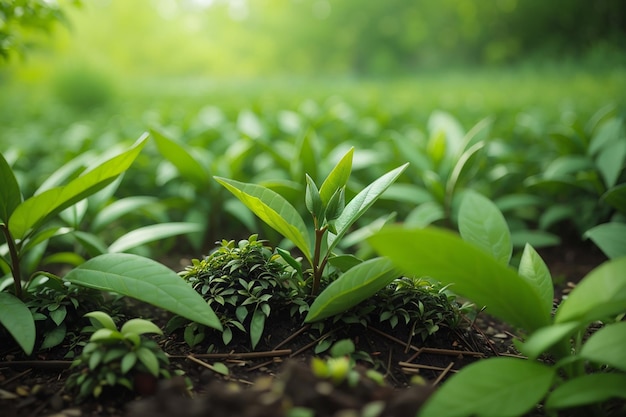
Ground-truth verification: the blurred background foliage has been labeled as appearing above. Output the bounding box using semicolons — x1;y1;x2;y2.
2;0;626;77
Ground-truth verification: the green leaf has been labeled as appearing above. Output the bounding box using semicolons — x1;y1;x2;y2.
330;339;355;357
9;134;148;240
368;227;550;332
518;243;554;317
510;230;561;249
85;311;118;330
446;141;485;197
405;201;445;228
579;321;626;371
0;293;35;355
0;152;22;224
294;129;319;183
518;322;580;360
211;362;230;376
555;257;626;324
121;319;163;337
121;352;137;374
91;196;159;232
108;222;203;253
250;308;266;349
305;257;397;322
419;358;555;417
545;373;626;410
136;346;160;376
458;190;512;265
40;323;67;350
151;128;209;186
65;253;222;330
596;139;626;188
214;177;312;262
90;328;124;343
49;305;67;326
72;231;109;257
602;184;626;214
327;163;409;253
305;174;323;219
319;147;353;207
584;222;626;259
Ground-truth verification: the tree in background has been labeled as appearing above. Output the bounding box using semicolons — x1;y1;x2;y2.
0;0;79;61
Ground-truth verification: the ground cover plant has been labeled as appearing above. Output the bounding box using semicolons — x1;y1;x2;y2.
369;191;626;416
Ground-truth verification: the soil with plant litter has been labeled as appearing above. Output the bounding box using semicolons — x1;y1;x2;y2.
0;240;618;417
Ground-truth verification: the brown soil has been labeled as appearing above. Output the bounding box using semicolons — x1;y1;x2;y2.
0;240;617;417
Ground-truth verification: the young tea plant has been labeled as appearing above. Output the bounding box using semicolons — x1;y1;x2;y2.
0;135;221;355
214;147;407;322
175;234;304;349
369;190;626;417
66;311;171;401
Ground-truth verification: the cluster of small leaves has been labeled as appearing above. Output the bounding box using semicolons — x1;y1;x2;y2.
24;277;113;351
66;311;170;401
372;277;463;340
178;235;303;348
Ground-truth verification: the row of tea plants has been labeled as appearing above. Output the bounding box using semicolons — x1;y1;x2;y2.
1;103;624;415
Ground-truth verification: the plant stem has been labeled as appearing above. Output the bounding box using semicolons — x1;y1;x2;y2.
311;226;327;295
0;224;22;299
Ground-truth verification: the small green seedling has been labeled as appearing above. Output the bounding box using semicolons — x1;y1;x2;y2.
66;311;171;401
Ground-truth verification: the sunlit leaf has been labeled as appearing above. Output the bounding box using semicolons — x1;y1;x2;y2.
420;358;555;417
579;321;626;371
91;196;160;232
305;257;397;322
108;222;203;253
9;134;148;240
65;253;222;330
319;147;353;207
368;227;550;332
518;243;554;316
327;163;408;253
555;257;626;324
121;318;163;337
85;311;117;330
214;177;312;262
458;190;512;265
518;322;580;360
151;128;209;186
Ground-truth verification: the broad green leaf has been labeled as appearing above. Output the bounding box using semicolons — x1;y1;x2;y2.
555;257;626;324
40;323;66;350
0;293;35;355
250;308;266;349
518;322;580;360
65;253;222;330
0;152;22;224
368;227;550;332
584;222;626;259
327;254;363;272
214;177;312;262
121;352;137;374
596;139;626;188
458;191;512;265
91;196;159;232
319;147;353;207
108;222;203;253
419;358;555;417
72;231;109;257
543;155;594;180
602;184;626;214
151;129;209;186
518;243;554;316
9;134;148;240
21;226;72;253
34;151;93;195
121;318;163;337
90;328;123;343
305;257;397;322
588;117;623;156
136;347;160;376
405;202;445;228
494;194;544;213
327;163;409;253
538;205;576;230
85;311;117;330
579;321;626;371
545;373;626;410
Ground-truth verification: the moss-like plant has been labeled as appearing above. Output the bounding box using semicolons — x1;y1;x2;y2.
177;234;304;349
66;311;170;401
